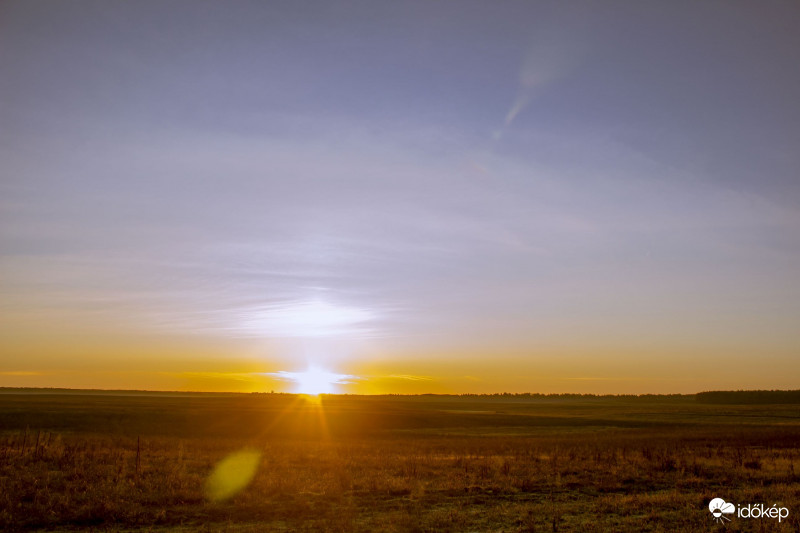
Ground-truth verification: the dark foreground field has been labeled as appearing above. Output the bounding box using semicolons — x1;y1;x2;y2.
1;390;799;532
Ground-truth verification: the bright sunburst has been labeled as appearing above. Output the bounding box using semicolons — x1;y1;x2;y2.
268;367;354;395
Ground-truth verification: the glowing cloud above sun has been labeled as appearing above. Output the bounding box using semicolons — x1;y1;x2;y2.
239;300;375;338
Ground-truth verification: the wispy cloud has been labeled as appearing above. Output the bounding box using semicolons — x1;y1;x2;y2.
263;369;358;384
172;372;261;383
384;374;433;381
237;300;375;338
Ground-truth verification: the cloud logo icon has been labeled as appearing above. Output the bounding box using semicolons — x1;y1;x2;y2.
709;498;736;523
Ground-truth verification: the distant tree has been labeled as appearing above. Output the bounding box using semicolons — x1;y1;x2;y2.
696;390;800;404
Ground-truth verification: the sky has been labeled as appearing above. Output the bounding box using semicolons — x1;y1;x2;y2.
1;0;799;394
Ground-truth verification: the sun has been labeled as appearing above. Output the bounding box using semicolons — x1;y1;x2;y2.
295;367;336;395
265;366;355;395
283;367;351;395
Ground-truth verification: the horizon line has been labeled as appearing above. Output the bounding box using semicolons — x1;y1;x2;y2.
2;386;799;397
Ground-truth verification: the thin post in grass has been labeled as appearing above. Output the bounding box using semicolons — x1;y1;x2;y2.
20;427;28;456
136;435;141;479
34;430;41;459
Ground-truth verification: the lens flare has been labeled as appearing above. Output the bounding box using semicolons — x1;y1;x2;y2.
205;448;262;502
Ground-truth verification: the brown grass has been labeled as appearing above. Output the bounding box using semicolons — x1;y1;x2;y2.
1;392;799;531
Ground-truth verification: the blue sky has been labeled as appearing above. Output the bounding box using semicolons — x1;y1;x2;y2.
1;1;799;393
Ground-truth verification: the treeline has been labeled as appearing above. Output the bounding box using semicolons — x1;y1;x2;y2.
696;390;800;404
455;393;688;400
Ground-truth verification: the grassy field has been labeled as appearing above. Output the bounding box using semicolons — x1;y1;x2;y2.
1;390;799;531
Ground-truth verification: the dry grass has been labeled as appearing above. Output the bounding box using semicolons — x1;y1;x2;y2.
1;392;799;531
